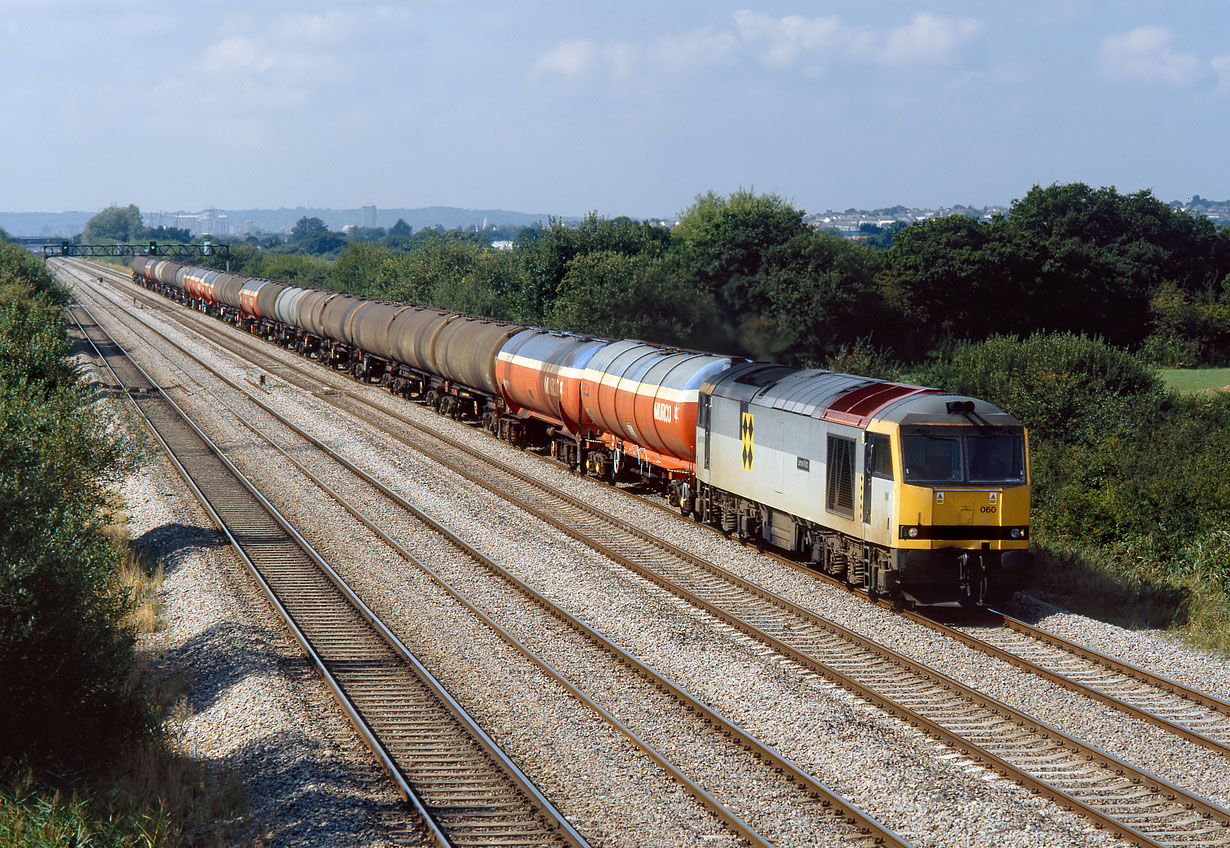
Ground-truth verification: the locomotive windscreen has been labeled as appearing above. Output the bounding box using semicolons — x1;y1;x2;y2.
901;427;1026;485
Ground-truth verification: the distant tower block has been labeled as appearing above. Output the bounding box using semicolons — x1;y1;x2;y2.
361;204;377;228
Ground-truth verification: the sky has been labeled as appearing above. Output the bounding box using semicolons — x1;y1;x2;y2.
1;1;1228;219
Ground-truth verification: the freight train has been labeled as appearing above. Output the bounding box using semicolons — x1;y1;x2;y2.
130;257;1034;607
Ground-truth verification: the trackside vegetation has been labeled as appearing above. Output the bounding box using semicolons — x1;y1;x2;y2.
0;240;238;845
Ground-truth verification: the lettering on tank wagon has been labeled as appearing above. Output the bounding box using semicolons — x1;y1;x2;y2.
653;400;678;424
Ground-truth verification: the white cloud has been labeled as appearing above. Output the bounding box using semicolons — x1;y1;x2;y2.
203;36;276;77
733;12;850;68
531;11;983;82
880;13;982;66
1216;55;1230;92
650;27;739;72
532;39;599;77
274;10;358;44
533;27;737;79
734;11;979;69
1099;26;1206;87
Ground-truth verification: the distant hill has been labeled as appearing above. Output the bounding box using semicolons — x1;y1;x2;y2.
0;211;94;238
211;206;558;234
0;206;562;238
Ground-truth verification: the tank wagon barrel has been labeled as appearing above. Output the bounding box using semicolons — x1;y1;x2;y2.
128;256;1034;608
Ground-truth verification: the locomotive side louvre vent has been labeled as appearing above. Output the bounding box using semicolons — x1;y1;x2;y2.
826;435;856;518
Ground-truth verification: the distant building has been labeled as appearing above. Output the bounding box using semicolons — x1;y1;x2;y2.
361;204;377;228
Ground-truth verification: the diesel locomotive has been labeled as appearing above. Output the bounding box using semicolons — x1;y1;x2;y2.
130;257;1034;607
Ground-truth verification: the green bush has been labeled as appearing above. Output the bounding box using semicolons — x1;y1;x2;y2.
1040;392;1230;549
914;331;1165;445
0;244;146;770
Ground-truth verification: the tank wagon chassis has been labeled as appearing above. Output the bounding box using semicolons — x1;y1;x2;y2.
131;259;1033;608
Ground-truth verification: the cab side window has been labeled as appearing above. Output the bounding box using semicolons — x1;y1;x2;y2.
868;433;894;480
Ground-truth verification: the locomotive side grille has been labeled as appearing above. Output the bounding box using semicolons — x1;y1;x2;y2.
826;435;855;518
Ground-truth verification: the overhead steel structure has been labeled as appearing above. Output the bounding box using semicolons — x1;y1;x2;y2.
43;242;229;259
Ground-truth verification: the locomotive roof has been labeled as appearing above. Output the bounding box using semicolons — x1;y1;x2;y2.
706;363;1020;429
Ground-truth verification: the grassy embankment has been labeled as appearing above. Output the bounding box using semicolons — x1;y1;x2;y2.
1160;367;1230;395
0;245;243;846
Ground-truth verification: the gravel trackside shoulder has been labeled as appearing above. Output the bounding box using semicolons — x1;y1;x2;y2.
120;439;419;847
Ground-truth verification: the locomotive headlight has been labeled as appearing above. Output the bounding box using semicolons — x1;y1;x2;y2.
907;527;920;538
1010;527;1028;539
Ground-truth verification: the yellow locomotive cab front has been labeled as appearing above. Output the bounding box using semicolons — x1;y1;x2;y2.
890;422;1034;606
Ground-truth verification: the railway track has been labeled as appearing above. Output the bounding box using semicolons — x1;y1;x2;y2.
65;290;589;848
71;259;1230;846
62;261;911;848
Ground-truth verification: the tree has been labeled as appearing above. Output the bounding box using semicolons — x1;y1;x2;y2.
879;214;1023;351
144;225;191;243
0;242;145;767
82;204;145;243
290;216;328;242
289;216;345;256
670;189;809;311
756;231;887;365
544;251;717;348
515;213;670;322
255;253;334;288
879;184;1230;354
